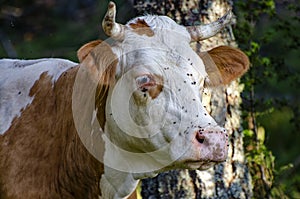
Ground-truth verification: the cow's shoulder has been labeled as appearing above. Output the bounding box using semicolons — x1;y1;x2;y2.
0;58;77;135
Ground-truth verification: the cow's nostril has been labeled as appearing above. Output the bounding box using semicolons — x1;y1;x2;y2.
196;133;205;144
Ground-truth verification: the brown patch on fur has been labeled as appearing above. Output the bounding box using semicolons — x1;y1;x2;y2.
200;46;249;86
148;75;164;99
129;19;154;37
0;67;103;198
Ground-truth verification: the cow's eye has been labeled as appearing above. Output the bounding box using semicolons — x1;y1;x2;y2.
136;75;155;89
134;74;163;102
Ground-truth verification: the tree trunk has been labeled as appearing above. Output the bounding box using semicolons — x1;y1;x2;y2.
133;0;253;198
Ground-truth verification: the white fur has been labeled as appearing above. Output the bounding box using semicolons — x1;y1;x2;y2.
0;58;77;134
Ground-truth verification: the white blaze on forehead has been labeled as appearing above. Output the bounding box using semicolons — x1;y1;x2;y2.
0;58;77;135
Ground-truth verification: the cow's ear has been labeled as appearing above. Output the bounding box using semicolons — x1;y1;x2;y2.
77;40;118;130
200;46;249;86
77;40;118;86
77;40;102;63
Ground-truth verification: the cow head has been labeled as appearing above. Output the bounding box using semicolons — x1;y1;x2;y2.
74;2;249;175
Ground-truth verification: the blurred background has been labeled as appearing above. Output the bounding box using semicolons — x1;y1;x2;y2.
0;0;135;60
0;0;299;197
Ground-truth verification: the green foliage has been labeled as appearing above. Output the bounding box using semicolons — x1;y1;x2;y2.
235;0;300;198
243;126;275;198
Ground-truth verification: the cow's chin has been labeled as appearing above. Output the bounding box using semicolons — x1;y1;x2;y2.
184;160;220;170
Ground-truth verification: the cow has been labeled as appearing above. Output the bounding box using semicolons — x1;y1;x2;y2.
0;1;249;199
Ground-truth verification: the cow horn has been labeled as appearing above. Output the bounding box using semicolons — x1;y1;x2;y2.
186;10;234;42
102;1;125;40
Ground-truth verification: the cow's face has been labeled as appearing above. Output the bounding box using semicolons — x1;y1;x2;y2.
106;51;227;171
76;3;249;174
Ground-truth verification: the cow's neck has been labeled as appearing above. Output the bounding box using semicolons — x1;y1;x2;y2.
53;66;104;197
59;66;139;199
0;66;103;198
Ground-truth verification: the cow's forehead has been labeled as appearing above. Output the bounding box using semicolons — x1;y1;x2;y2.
111;15;207;78
123;15;191;49
126;15;191;40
